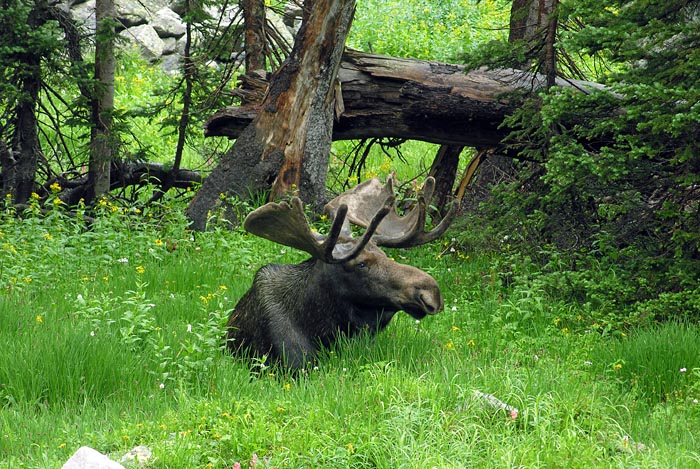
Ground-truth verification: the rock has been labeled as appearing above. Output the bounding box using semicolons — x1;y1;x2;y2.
61;446;125;469
267;9;295;48
152;7;186;38
160;53;183;74
70;0;96;34
119;445;153;466
120;24;165;61
115;0;169;27
161;36;178;54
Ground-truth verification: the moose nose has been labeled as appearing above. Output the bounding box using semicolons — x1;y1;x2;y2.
420;287;443;315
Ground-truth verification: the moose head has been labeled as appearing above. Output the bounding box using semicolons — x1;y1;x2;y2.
224;176;457;369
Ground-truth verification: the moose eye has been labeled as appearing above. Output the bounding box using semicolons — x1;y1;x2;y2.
357;262;367;269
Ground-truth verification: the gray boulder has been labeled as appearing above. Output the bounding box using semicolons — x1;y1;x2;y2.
70;0;96;34
62;446;125;469
120;24;165;61
152;7;186;38
115;0;169;26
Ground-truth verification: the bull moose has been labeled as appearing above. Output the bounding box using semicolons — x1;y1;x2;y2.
223;176;457;369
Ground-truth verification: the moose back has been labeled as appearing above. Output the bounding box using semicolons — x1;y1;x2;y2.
223;176;456;369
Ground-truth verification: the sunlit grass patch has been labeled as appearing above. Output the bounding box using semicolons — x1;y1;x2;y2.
590;322;700;404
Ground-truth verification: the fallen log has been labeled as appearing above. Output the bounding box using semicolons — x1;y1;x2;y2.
205;49;606;147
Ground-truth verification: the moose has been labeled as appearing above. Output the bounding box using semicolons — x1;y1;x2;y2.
223;176;457;369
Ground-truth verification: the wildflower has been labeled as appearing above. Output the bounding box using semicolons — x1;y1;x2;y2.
467;339;475;346
584;361;593;366
159;383;165;389
44;233;53;240
117;258;129;263
135;266;145;274
614;363;623;370
59;443;66;448
276;406;285;412
446;341;454;349
31;192;40;200
90;331;95;337
451;325;460;332
451;306;458;311
52;198;62;206
219;285;228;291
346;443;356;454
155;239;163;246
680;368;687;373
283;383;291;392
36;315;43;324
187;324;192;333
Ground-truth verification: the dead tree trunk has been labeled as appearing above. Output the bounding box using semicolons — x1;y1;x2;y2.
185;0;356;230
205;50;603;147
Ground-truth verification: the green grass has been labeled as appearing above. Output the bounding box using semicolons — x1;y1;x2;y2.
3;1;700;466
1;198;700;468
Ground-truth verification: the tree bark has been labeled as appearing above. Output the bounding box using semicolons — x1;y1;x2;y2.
12;2;47;204
428;145;463;214
205;49;604;148
242;0;267;74
186;0;356;230
87;0;115;203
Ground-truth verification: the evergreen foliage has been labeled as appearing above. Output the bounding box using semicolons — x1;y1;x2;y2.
461;0;700;324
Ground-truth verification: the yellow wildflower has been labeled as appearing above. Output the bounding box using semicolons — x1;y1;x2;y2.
36;315;43;323
136;266;145;274
50;182;61;192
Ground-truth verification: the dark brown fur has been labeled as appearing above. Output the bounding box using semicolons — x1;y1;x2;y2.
224;239;442;368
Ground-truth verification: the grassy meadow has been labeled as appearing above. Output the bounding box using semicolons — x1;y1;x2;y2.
2;0;699;467
1;192;699;468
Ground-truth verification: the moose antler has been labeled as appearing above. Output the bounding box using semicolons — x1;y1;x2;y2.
324;175;458;248
243;195;394;263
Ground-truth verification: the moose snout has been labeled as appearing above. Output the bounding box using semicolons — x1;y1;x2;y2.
401;278;443;320
419;286;444;315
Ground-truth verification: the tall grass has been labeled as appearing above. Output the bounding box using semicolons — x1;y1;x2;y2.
1;196;699;468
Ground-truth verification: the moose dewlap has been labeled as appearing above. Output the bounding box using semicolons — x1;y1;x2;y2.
223;176;456;369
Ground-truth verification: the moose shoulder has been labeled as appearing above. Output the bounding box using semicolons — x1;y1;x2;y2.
224;176;457;369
